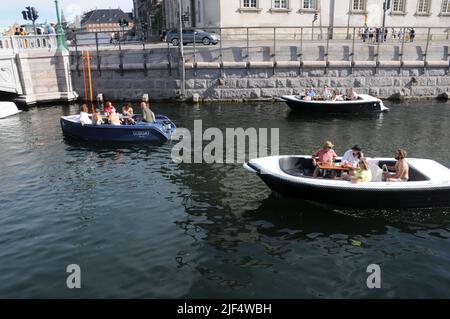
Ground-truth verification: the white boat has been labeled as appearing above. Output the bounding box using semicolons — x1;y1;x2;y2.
280;94;389;113
244;155;450;208
0;102;22;119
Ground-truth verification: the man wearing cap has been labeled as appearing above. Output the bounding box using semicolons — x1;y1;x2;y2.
342;145;363;168
312;141;338;178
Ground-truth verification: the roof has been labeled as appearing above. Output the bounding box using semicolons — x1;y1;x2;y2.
80;9;133;25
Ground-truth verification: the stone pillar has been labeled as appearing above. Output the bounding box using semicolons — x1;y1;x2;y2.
14;50;78;105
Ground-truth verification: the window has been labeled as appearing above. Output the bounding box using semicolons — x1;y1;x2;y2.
243;0;257;8
352;0;365;11
392;0;406;12
274;0;288;8
240;0;261;11
442;0;450;13
303;0;318;10
417;0;430;13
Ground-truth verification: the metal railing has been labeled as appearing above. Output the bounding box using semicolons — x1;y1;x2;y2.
67;26;450;77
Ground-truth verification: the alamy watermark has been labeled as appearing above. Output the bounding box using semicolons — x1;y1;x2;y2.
63;263;380;291
366;264;381;289
171;120;279;164
66;264;81;289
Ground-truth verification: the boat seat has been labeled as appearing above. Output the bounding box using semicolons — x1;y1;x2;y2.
279;157;315;177
377;160;429;182
369;163;383;182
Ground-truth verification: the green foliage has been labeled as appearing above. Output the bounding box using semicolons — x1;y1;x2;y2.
152;6;164;32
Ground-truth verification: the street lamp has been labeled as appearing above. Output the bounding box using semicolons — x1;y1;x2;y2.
54;0;68;52
381;0;391;43
346;0;351;40
178;0;185;98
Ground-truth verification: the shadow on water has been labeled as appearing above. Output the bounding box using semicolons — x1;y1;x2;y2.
169;161;450;250
62;136;169;151
284;109;388;123
243;193;450;237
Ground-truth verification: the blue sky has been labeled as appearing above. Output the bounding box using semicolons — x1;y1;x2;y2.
0;0;133;27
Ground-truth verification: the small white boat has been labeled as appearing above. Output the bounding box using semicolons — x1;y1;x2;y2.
0;102;22;119
281;94;389;113
244;155;450;209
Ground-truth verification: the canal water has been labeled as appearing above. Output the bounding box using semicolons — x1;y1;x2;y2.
0;101;449;298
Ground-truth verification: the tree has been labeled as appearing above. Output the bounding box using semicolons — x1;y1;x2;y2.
152;5;164;33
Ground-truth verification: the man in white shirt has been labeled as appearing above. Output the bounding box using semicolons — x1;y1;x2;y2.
342;145;363;167
79;104;92;126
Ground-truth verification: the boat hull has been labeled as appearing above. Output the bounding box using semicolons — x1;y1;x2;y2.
281;94;387;113
0;102;22;119
257;172;450;209
60;116;175;143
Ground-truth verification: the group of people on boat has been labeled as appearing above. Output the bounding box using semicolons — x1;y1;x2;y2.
302;86;358;102
312;141;409;183
78;101;156;126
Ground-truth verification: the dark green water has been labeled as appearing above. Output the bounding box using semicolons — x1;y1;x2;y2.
0;101;449;298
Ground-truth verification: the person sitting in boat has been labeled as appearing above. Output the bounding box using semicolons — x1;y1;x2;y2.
104;101;116;115
109;110;121;126
351;158;372;183
307;86;317;100
92;109;103;125
122;104;134;116
346;87;358;100
303;89;312;101
122;104;135;125
140;101;156;123
312;140;338;179
331;89;344;101
79;104;92;126
322;85;332;100
342;145;363;168
384;149;409;182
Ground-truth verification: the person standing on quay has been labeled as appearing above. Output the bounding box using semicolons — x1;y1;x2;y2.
409;28;415;42
47;23;55;35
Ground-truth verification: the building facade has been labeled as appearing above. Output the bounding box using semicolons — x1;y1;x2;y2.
133;0;164;37
163;0;450;32
80;9;134;32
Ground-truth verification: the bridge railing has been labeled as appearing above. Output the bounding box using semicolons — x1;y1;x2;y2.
0;35;57;53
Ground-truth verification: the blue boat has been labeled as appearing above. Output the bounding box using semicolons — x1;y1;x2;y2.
60;114;176;143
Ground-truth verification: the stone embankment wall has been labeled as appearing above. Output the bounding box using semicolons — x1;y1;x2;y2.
70;50;450;102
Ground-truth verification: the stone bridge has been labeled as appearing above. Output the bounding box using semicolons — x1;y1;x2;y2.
0;35;77;105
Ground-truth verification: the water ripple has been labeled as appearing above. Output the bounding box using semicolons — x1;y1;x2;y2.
0;102;449;298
